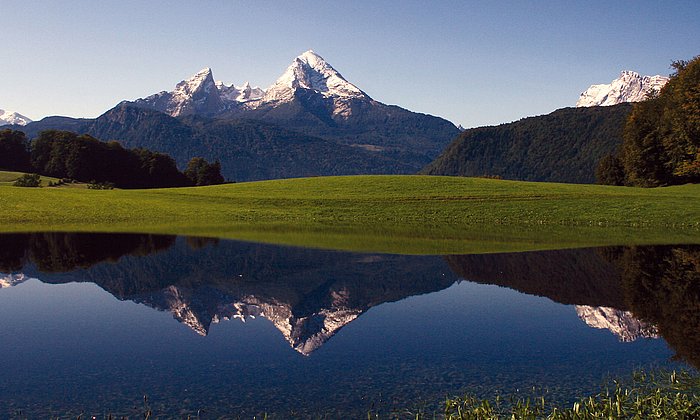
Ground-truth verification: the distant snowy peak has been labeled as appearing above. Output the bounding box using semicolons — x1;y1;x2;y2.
262;50;369;103
576;70;669;107
0;109;32;126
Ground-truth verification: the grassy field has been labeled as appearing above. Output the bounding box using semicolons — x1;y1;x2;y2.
1;173;699;254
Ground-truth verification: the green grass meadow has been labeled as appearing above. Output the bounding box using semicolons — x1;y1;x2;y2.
1;173;699;254
0;170;86;188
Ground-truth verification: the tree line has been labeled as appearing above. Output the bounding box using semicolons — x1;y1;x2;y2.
0;129;224;188
597;55;700;187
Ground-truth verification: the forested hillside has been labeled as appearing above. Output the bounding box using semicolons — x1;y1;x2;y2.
422;104;632;184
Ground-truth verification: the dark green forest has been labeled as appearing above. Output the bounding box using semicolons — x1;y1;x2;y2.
0;129;223;188
421;104;632;183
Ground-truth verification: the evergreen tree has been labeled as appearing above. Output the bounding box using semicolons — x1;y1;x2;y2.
185;157;225;186
0;129;31;172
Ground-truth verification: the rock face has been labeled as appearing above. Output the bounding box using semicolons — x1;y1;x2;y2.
0;109;31;126
576;305;658;342
576;71;669;107
216;81;264;103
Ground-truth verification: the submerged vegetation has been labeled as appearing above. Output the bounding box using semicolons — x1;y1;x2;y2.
0;174;699;254
20;370;698;418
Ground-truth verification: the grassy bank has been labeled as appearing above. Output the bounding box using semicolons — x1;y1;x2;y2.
415;370;700;419
1;174;699;254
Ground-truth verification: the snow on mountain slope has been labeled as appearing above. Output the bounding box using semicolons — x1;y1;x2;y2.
216;81;264;103
130;50;370;119
133;67;225;117
0;109;32;126
260;50;368;103
576;71;669;107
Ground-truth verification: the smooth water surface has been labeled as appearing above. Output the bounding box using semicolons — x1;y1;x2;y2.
0;233;697;418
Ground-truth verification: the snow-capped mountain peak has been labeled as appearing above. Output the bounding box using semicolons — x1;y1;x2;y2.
576;70;669;107
173;67;215;97
263;50;369;103
133;67;224;117
130;50;373;119
0;109;32;126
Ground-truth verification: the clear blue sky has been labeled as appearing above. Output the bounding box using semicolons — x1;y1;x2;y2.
2;0;699;127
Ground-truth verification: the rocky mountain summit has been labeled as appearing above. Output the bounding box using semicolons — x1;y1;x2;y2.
576;70;669;107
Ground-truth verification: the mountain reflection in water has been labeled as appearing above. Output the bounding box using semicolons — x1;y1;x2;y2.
0;233;698;365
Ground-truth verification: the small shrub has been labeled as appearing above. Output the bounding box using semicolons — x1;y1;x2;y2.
87;181;115;190
13;173;41;187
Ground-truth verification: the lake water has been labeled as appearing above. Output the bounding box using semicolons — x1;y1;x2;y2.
0;233;697;418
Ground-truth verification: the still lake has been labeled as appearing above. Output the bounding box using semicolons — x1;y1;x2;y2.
0;233;696;418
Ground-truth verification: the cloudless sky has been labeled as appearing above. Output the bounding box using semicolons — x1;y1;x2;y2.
2;0;699;127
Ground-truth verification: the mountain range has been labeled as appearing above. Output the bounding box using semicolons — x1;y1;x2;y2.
5;61;669;183
9;51;459;181
128;50;461;166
